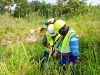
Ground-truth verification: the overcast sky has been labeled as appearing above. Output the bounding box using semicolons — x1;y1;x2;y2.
28;0;100;5
11;0;100;10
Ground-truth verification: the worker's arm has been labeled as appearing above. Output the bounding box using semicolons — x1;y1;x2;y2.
70;36;79;56
43;34;50;48
62;52;73;57
43;43;50;48
55;51;73;59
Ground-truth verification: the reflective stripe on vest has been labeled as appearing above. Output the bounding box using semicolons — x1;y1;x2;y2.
45;32;61;53
60;29;78;53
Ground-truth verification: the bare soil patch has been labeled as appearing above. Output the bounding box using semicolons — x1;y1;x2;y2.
1;34;40;45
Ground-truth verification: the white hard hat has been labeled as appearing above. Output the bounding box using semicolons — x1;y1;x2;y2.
47;24;56;36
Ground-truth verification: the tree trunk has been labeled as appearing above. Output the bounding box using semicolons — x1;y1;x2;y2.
1;8;2;15
19;12;20;19
68;11;69;16
31;7;34;20
56;14;57;19
10;8;12;20
26;10;27;18
37;12;38;18
42;11;43;16
19;7;20;19
48;10;49;18
61;9;62;17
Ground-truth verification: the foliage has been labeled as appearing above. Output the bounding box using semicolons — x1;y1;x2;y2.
14;0;29;18
29;0;40;12
52;5;59;17
0;6;100;74
38;0;52;18
0;0;8;15
0;1;100;74
0;0;92;18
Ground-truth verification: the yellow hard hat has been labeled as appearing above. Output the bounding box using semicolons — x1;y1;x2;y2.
54;20;66;33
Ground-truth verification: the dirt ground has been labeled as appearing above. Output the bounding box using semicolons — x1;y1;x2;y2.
1;34;40;45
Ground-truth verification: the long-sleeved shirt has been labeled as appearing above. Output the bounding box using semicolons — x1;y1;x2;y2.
58;27;79;56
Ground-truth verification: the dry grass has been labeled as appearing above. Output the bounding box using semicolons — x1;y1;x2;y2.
0;13;46;45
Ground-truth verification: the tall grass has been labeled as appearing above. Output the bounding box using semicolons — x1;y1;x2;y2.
0;10;100;74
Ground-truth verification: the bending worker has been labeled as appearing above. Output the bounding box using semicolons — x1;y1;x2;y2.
52;20;79;65
41;19;61;67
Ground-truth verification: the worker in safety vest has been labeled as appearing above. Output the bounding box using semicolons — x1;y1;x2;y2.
43;24;61;53
41;24;61;67
43;18;61;53
43;18;61;52
52;20;79;65
41;18;61;68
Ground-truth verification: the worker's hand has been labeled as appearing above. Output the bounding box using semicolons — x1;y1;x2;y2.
56;51;61;59
53;53;56;56
49;46;53;54
46;43;50;48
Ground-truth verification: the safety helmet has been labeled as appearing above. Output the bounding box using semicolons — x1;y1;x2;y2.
54;20;66;33
45;18;56;26
47;24;57;36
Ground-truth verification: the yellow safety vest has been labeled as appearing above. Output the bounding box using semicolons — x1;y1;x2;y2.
60;29;78;53
45;32;61;53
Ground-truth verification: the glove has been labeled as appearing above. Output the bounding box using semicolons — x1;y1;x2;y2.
49;47;56;56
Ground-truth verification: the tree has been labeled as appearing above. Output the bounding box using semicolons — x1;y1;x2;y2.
14;0;29;18
39;0;52;18
65;0;88;15
6;0;14;17
0;0;8;15
52;5;57;17
29;0;40;12
56;0;63;4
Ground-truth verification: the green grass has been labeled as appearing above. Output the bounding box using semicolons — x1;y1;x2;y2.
0;10;100;75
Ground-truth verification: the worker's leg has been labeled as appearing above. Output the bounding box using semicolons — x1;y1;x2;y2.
41;51;48;68
60;56;77;75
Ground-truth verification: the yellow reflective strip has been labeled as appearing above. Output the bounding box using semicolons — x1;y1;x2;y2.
68;33;75;51
61;31;72;51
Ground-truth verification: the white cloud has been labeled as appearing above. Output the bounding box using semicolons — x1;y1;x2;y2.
11;4;16;11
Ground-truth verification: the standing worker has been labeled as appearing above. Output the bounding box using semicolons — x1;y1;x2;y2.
52;20;79;67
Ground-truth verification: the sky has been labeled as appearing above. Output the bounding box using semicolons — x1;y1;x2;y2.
28;0;100;5
11;0;100;10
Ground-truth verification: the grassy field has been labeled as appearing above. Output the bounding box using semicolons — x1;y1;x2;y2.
0;10;100;75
